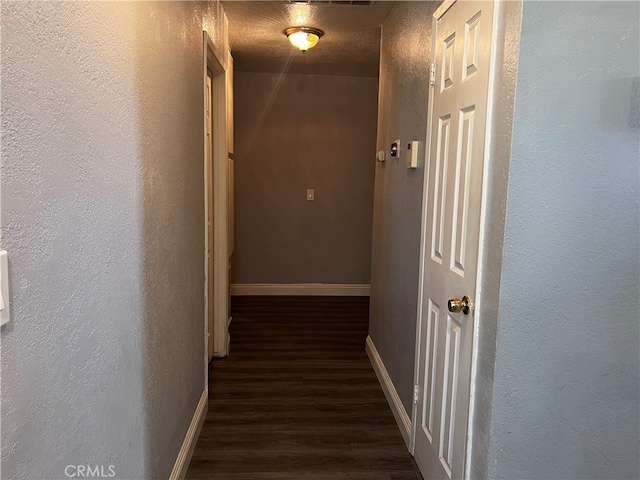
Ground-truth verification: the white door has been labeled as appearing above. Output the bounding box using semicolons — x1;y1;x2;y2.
206;72;215;363
413;1;494;478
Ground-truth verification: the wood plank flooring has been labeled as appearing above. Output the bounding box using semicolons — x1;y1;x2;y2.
186;296;421;480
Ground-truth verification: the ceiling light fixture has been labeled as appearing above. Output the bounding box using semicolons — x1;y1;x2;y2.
284;27;324;52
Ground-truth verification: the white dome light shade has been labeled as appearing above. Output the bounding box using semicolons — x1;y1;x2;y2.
285;27;324;52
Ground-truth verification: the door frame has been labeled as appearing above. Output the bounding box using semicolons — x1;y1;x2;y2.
205;70;214;364
411;1;522;478
203;31;230;382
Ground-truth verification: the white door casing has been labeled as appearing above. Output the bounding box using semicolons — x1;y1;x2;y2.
206;73;215;363
204;32;230;361
413;1;495;479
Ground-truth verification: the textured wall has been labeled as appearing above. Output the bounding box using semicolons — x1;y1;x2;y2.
1;2;225;478
368;1;439;417
232;71;378;285
467;1;523;477
488;2;640;478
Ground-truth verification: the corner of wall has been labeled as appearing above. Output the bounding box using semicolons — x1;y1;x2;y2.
467;0;523;478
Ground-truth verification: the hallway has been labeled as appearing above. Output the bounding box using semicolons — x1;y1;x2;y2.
186;296;421;480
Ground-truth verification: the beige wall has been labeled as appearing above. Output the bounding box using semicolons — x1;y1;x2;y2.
232;72;378;285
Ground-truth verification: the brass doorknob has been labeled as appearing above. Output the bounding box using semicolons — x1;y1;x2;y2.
447;296;472;314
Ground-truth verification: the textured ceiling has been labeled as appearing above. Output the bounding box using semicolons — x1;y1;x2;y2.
221;1;394;77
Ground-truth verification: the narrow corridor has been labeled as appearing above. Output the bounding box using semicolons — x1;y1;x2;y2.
186;296;421;480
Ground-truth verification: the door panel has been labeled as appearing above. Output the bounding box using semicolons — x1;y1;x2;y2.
439;314;461;475
414;1;494;479
451;106;474;275
423;298;440;440
432;115;451;263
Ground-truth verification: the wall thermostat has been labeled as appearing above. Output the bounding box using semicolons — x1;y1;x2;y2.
406;140;419;169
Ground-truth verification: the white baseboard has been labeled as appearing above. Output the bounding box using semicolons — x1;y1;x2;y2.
365;335;412;451
230;283;370;296
169;390;208;480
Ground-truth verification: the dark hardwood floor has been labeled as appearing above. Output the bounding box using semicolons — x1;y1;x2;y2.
186;296;421;480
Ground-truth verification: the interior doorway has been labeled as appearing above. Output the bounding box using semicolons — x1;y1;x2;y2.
203;31;231;378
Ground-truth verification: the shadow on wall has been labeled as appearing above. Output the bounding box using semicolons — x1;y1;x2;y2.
134;3;205;479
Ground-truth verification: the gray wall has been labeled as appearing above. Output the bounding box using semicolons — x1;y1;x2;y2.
488;2;640;479
232;72;378;285
0;2;226;478
369;1;439;417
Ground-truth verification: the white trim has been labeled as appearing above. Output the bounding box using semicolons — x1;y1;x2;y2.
205;33;231;359
169;390;208;480
434;0;456;20
365;335;412;451
203;32;211;391
230;283;371;296
465;2;508;477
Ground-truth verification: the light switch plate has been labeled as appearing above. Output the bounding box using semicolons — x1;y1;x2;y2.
306;189;315;201
0;250;10;327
